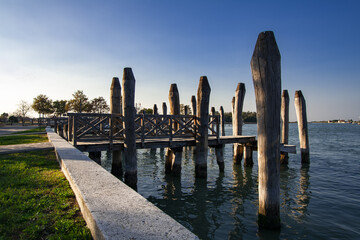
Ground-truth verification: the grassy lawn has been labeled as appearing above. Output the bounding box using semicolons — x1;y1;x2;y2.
11;127;46;135
0;134;48;146
0;150;92;240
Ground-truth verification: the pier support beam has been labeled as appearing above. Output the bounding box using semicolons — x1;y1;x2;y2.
110;77;123;176
215;145;224;172
166;84;181;175
196;76;211;178
233;83;246;164
295;90;310;164
251;31;281;229
122;68;137;187
243;145;253;167
281;90;290;164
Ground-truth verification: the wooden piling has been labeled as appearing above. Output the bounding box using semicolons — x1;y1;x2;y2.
167;84;181;175
122;68;137;187
233;83;246;164
215;145;224;172
219;106;225;136
243;145;253;167
110;77;123;176
211;107;216;131
153;104;158;115
196;76;211;178
251;31;281;229
162;102;167;115
191;95;196;116
295;90;310;164
281;90;290;164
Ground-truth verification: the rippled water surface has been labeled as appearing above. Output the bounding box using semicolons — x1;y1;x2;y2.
99;123;360;239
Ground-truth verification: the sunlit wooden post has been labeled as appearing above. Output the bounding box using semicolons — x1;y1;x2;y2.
122;68;137;187
196;76;211;178
295;90;310;164
251;31;281;229
110;77;123;176
233;83;246;164
166;84;182;175
281;90;290;164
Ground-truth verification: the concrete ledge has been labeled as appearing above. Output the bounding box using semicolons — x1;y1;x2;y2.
46;128;197;240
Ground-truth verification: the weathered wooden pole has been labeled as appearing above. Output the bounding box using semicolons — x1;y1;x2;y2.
243;144;254;166
166;84;182;175
191;95;196;116
110;77;123;176
196;76;211;178
295;90;310;164
215;145;224;172
162;102;167;115
233;83;246;164
219;106;225;136
122;68;137;187
211;107;216;132
281;90;290;164
251;31;281;229
153;104;158;115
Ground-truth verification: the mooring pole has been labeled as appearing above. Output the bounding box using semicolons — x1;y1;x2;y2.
195;76;211;178
166;84;182;175
153;104;158;115
110;77;123;176
251;31;281;229
219;106;225;136
122;68;137;187
162;102;167;115
233;83;246;164
191;95;197;116
295;90;310;164
281;90;290;164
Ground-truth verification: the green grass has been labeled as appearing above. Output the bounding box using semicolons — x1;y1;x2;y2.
0;134;48;145
11;127;46;135
0;150;92;240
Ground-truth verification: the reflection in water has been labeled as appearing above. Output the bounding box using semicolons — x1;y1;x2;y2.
295;165;311;220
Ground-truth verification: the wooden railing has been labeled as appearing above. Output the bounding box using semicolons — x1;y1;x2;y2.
56;113;220;147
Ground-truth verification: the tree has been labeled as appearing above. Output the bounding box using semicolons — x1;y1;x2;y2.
32;94;53;117
15;100;31;125
91;97;109;113
139;108;153;114
180;104;192;115
67;90;92;113
0;113;8;123
52;100;67;116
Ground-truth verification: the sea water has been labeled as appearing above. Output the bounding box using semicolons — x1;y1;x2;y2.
100;123;360;239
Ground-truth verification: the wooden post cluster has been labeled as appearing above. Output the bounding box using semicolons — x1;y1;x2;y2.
195;76;211;178
110;77;123;176
251;31;281;229
233;83;246;164
122;68;137;187
295;90;310;164
281;90;290;164
165;84;182;175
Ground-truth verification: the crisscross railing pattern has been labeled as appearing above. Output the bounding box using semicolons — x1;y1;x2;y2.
60;113;220;147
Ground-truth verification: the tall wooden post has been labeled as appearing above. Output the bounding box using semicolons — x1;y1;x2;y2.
162;102;167;115
211;107;216;132
184;105;189;115
281;90;290;164
295;90;310;164
122;68;137;187
166;84;182;175
110;77;123;176
251;31;281;229
219;106;225;136
196;76;211;178
191;95;196;116
233;83;246;164
153;104;158;115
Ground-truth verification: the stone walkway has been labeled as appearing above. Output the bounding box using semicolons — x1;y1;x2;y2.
0;142;53;155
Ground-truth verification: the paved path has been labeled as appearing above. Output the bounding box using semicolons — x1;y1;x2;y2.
0;142;53;155
0;126;38;135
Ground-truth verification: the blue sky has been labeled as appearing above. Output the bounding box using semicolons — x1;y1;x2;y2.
1;0;359;121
